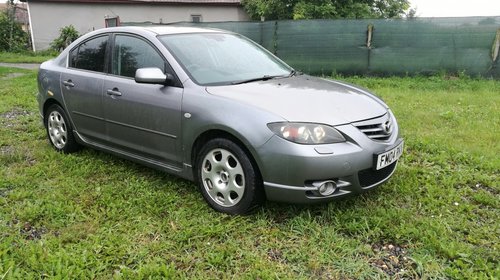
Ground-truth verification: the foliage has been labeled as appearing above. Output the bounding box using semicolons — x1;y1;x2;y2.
0;50;57;63
0;6;29;52
0;69;498;278
241;0;411;20
240;0;295;21
406;7;417;18
293;1;338;20
50;25;80;52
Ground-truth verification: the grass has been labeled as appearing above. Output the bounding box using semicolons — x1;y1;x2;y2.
0;51;57;64
0;67;498;279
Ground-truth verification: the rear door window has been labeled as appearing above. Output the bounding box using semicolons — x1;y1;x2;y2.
69;35;109;73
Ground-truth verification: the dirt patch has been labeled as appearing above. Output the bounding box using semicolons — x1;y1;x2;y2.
1;145;37;166
369;243;416;277
0;108;34;127
1;108;32;119
0;145;14;156
454;181;499;196
0;186;14;197
20;221;47;240
0;72;25;80
267;248;286;263
471;182;498;195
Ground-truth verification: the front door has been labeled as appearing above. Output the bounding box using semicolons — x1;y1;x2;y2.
103;34;183;167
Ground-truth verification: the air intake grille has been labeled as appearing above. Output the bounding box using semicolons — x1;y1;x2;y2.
358;162;397;188
353;113;393;141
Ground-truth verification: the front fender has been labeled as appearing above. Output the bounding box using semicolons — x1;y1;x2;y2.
181;87;282;171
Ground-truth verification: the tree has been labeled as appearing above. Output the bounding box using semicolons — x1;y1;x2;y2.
293;1;338;20
241;0;296;20
0;0;29;52
406;8;417;19
51;25;80;51
371;0;410;18
241;0;411;20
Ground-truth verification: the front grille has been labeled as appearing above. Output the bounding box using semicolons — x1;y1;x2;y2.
358;162;397;188
353;113;393;141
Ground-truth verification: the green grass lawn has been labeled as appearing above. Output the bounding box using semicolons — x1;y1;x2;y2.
0;51;56;64
0;67;498;279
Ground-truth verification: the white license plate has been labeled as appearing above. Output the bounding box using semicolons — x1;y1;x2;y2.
375;140;404;170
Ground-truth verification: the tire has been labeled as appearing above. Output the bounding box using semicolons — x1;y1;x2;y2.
44;104;80;153
196;138;264;215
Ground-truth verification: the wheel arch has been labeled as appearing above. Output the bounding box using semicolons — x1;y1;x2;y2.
190;129;264;186
42;98;64;127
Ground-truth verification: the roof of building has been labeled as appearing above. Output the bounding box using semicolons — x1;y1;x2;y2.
0;3;29;23
20;0;241;4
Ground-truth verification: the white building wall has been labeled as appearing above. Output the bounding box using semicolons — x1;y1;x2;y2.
28;2;249;50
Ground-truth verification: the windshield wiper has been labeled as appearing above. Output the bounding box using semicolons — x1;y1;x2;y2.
289;69;303;77
231;75;277;85
231;71;300;85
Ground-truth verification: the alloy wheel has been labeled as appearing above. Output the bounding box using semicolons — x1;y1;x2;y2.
201;148;245;207
47;111;68;149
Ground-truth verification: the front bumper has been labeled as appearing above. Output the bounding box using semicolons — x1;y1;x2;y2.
256;122;402;203
263;161;398;203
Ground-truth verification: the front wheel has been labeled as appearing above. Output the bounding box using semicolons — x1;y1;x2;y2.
44;104;80;153
196;138;263;215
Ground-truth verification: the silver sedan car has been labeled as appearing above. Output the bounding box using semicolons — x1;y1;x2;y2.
37;26;403;214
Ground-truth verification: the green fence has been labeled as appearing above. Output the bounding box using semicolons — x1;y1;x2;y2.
125;17;500;78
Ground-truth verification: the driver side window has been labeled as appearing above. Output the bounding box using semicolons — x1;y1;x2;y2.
112;35;165;78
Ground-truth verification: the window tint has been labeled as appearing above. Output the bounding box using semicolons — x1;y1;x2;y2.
69;36;108;72
112;35;165;78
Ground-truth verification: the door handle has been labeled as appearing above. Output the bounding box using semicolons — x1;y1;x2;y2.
106;88;122;97
62;80;75;88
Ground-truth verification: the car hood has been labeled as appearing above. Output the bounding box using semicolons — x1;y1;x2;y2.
205;75;388;125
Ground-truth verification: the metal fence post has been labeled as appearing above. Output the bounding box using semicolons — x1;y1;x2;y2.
273;21;278;55
367;24;374;73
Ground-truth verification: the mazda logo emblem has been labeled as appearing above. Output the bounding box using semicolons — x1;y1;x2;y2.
382;120;392;135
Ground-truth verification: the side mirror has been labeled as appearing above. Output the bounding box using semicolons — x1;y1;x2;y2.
135;67;174;86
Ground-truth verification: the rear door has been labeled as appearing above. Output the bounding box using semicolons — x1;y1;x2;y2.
102;34;183;167
61;35;109;142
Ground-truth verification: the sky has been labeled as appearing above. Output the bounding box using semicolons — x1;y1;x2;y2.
410;0;500;17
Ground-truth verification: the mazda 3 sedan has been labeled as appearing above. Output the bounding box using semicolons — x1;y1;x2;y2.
37;26;403;214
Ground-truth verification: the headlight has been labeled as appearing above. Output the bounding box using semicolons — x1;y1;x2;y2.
267;122;346;144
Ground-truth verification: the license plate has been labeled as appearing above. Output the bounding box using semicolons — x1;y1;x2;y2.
375;140;404;170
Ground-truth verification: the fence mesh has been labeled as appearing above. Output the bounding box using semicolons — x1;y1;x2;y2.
124;17;500;78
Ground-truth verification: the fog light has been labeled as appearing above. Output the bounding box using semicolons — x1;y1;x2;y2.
313;180;337;196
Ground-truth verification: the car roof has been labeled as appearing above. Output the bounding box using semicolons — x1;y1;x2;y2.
55;25;228;66
102;25;226;36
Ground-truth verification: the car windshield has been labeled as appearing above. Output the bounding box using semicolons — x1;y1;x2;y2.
159;33;292;86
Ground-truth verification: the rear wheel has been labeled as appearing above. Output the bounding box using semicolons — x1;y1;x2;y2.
45;104;80;153
196;138;263;214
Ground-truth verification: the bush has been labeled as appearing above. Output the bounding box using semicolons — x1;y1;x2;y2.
0;11;29;52
51;25;80;51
